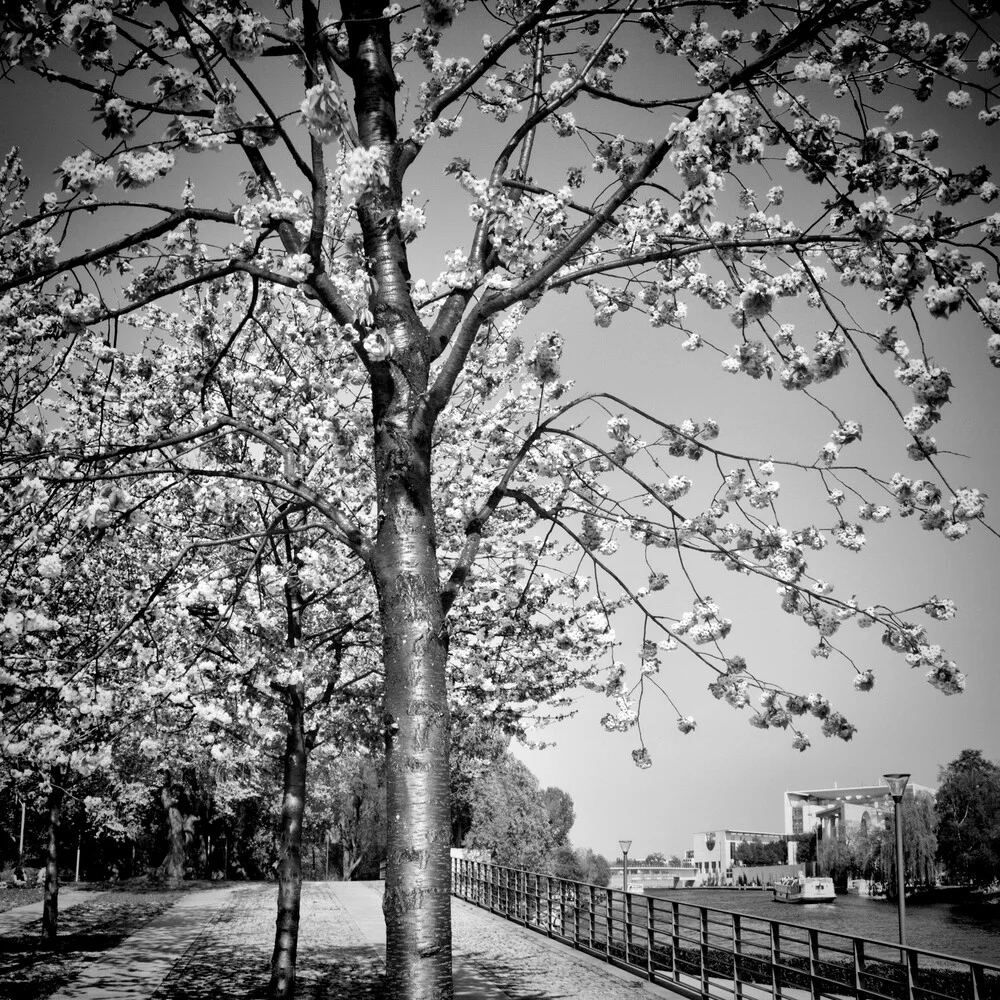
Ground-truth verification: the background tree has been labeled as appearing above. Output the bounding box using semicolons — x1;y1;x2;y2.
935;749;1000;887
460;753;553;871
576;848;611;887
541;786;575;848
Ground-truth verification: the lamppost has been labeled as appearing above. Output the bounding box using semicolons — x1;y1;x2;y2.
619;839;632;893
884;772;910;948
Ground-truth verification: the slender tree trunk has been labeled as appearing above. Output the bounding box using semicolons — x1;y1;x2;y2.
41;774;62;946
158;775;187;883
269;687;308;1000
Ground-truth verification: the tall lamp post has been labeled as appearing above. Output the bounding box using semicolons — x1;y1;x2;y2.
884;773;910;948
619;839;632;893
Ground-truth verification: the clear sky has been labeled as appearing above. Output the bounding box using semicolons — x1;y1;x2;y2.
3;2;999;865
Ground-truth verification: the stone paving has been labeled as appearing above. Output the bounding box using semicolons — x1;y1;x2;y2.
2;881;684;1000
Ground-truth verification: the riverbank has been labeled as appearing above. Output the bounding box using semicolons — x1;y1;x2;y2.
644;887;1000;965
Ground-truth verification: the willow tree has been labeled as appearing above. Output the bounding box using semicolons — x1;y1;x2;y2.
2;1;999;997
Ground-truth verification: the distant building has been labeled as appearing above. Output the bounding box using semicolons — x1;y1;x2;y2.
690;829;787;882
681;780;937;884
784;781;935;845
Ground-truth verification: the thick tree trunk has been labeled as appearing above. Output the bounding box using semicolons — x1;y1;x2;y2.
269;687;308;1000
374;429;454;998
40;776;62;945
343;4;456;995
158;776;187;883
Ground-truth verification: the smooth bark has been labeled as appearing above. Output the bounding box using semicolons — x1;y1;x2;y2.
343;4;455;995
269;687;308;1000
40;776;62;945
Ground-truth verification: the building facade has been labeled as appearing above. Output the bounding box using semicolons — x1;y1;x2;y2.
784;781;935;845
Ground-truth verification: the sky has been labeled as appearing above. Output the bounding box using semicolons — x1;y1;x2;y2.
3;2;999;864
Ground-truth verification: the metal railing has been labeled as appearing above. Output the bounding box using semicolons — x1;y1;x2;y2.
451;859;1000;1000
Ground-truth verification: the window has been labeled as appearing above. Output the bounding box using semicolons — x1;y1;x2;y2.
792;806;803;834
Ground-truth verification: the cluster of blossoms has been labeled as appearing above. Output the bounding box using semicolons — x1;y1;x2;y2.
605;414;645;464
202;9;266;60
708;674;749;708
59;151;113;193
587;283;634;327
832;522;865;551
776;328;849;394
397;194;427;241
649;476;692;505
600;693;638;733
668;92;762;221
888;474;985;539
858;502;891;523
151;67;204;111
299;75;350;143
673;598;732;645
61;1;116;68
722;340;774;378
163;116;226;155
722;468;779;509
338;147;388;205
95;97;133;139
923;596;957;621
116;149;175;190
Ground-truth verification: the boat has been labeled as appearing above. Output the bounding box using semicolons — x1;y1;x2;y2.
627;882;645;894
772;874;836;903
846;879;872;896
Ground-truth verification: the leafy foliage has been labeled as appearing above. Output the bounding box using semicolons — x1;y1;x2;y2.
935;749;1000;886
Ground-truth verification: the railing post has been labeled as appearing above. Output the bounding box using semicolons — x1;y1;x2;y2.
905;948;917;1000
769;922;781;1000
588;883;595;950
646;894;655;981
808;927;820;1000
853;938;868;1000
624;890;632;967
546;875;553;938
671;900;680;983
733;913;743;1000
700;907;710;999
573;881;581;948
605;889;614;963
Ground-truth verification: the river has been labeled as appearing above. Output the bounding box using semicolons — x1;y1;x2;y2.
644;888;1000;966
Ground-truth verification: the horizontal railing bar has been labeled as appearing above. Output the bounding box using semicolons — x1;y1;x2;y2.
452;858;1000;1000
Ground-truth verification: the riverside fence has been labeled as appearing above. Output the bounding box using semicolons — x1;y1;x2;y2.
451;858;1000;1000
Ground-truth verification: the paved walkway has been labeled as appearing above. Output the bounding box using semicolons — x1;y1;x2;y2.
3;881;684;1000
0;888;106;937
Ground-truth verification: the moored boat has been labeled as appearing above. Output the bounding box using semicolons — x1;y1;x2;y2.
773;875;836;903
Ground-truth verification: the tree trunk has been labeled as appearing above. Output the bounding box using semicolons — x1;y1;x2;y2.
40;775;62;946
269;687;308;1000
158;775;187;883
374;423;454;998
343;3;456;993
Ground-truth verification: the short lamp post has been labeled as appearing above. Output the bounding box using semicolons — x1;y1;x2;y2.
619;839;632;893
884;772;910;948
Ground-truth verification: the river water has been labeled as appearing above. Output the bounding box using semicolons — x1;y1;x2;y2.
644;888;1000;966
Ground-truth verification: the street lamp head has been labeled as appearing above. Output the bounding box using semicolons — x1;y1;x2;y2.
883;773;911;802
619;839;632;854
